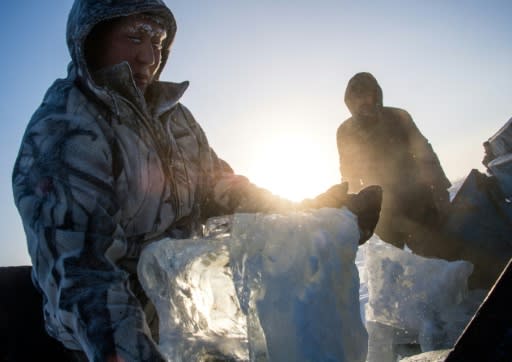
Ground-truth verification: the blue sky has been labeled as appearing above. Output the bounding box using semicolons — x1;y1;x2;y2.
1;1;511;266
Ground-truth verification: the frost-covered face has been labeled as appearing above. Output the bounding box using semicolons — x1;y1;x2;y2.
88;14;167;93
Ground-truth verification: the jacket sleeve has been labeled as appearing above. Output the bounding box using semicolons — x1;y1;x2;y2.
397;110;451;213
398;110;451;190
12;114;165;362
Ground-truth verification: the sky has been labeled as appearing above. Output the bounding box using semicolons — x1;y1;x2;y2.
0;1;511;266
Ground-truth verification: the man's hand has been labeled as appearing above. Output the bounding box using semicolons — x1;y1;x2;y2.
298;182;382;244
301;182;349;209
345;185;382;244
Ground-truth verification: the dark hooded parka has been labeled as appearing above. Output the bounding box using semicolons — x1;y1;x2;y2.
336;72;451;250
11;0;361;360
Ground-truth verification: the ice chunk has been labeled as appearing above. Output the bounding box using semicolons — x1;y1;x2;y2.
488;153;512;197
137;236;248;361
399;349;452;362
229;209;368;362
364;238;478;354
355;244;369;325
485;116;512;159
138;208;368;362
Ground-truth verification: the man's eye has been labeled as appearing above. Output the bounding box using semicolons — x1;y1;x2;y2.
128;36;142;44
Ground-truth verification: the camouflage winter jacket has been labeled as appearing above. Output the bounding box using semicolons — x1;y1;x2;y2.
12;0;300;360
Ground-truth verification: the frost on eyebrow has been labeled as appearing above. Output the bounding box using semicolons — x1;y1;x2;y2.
123;20;167;39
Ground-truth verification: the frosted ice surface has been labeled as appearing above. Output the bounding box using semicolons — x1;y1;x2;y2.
229;208;368;362
138;208;368;362
138;234;248;361
363;237;480;353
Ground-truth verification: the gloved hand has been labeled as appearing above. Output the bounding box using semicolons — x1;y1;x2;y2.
298;183;381;244
345;185;382;244
300;182;349;209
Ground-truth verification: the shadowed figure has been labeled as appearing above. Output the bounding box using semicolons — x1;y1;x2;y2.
337;72;451;254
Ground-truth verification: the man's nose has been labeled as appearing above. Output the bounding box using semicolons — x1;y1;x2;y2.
137;41;156;66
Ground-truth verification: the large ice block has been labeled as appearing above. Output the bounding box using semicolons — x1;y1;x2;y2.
364;238;479;353
137;208;368;362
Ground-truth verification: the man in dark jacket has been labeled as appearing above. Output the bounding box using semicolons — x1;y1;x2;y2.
337;72;450;252
12;2;381;361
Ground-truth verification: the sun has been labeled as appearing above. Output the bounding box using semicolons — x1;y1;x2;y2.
243;134;340;202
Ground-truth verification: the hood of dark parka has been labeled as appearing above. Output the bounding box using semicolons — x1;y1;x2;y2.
344;72;383;115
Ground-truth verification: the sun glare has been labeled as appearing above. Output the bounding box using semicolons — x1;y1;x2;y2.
245;135;339;202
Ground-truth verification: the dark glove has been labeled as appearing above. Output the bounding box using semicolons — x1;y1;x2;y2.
299;183;381;244
345;185;382;244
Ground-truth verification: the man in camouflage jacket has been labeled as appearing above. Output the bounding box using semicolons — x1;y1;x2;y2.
12;1;381;361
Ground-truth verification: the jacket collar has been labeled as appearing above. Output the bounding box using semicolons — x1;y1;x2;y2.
145;79;189;118
90;61;189;118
